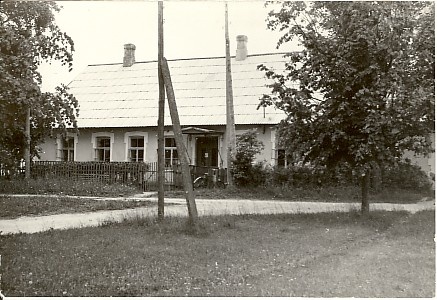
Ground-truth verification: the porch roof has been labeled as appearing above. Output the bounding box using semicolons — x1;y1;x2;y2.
69;53;292;128
181;127;223;135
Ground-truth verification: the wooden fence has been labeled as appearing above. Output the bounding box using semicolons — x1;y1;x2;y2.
29;161;172;191
1;161;227;191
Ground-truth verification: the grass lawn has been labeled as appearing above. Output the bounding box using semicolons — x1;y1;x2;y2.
168;185;433;204
0;184;432;219
0;195;155;219
0;210;434;297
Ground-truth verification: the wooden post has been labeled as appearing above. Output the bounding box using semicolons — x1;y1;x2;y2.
361;169;370;214
161;57;198;225
24;107;31;179
157;1;165;221
225;2;236;186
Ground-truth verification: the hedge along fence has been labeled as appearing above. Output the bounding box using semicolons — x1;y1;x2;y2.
267;162;434;191
29;161;176;191
1;161;228;191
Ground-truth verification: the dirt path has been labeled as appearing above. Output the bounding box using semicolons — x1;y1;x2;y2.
0;196;434;235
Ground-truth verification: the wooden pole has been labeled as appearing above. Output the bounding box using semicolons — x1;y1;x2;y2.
161;57;198;225
157;1;165;221
225;2;236;186
24;107;31;179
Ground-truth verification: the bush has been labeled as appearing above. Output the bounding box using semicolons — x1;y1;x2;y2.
274;165;315;187
382;161;433;191
269;164;357;188
232;130;266;187
269;161;433;191
0;177;140;196
249;162;268;187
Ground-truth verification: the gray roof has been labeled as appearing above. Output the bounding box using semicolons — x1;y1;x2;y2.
69;53;289;128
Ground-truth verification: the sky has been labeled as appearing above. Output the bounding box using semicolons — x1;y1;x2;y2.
39;0;301;92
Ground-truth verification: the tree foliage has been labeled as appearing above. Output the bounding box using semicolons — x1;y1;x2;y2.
259;1;434;174
0;1;78;167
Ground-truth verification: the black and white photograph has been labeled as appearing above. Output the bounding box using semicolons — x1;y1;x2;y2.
0;0;435;297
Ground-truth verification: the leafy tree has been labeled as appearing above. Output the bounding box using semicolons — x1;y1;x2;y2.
258;1;434;212
0;1;78;171
232;130;265;187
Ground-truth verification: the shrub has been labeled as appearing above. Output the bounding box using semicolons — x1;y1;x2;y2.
249;161;268;187
269;164;357;188
232;130;266;187
382;161;433;191
0;177;140;196
268;160;433;194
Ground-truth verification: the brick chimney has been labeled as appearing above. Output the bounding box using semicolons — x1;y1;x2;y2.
236;35;248;61
123;43;136;67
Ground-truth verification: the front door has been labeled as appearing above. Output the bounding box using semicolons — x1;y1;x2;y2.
196;137;218;167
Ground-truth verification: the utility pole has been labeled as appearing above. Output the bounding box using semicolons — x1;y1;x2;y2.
161;58;198;226
157;1;165;221
24;107;31;179
225;2;236;186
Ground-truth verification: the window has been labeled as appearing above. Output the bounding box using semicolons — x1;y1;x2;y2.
95;137;111;162
56;134;76;161
165;137;178;167
61;137;75;161
92;132;114;162
124;132;148;162
276;149;295;167
129;137;144;162
277;149;286;167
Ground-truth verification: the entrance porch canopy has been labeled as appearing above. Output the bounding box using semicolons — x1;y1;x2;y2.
181;126;224;135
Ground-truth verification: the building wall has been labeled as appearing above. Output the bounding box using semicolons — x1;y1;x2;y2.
76;130;92;161
36;125;277;168
234;125;276;166
36;127;434;181
76;128;153;162
38;138;57;161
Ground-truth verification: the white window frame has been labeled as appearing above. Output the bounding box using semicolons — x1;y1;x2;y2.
91;132;114;162
124;131;148;162
270;128;277;166
56;133;78;161
164;136;179;168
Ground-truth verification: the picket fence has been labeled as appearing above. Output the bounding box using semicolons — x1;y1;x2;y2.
0;161;226;191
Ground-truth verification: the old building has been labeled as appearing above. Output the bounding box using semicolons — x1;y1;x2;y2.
38;36;289;170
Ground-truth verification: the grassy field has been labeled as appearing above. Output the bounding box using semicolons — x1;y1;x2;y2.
2;177;432;203
0;195;155;219
169;185;433;204
1;185;431;220
0;210;434;297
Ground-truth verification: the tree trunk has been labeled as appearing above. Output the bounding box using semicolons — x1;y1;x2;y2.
370;161;382;192
361;169;370;214
161;57;199;226
24;107;31;180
